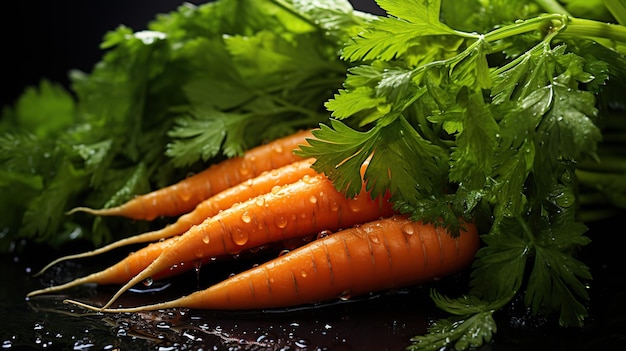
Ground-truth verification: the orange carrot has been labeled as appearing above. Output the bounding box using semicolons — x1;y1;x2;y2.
65;215;479;312
27;237;185;297
34;158;318;276
93;172;394;309
67;129;313;220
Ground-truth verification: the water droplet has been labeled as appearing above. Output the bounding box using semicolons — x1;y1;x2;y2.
309;195;318;204
338;290;351;301
202;234;210;244
239;164;251;177
369;234;381;244
232;228;249;246
302;174;317;184
255;197;265;206
300;271;308;278
401;223;415;236
143;277;154;287
348;198;361;212
272;144;283;153
295;339;309;348
278;249;290;256
275;215;288;228
271;185;281;194
317;230;332;240
178;184;192;202
241;211;252;223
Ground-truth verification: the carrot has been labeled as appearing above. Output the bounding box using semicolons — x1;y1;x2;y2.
93;172;394;309
65;215;480;312
27;237;187;297
67;129;313;220
34;158;318;276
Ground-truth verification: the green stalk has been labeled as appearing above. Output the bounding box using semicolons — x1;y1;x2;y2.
562;17;626;44
534;0;571;16
603;0;626;25
483;14;567;42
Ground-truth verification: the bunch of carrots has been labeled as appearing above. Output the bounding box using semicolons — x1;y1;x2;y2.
27;129;480;313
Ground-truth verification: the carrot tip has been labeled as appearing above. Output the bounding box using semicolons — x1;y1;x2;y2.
65;207;99;216
63;299;104;312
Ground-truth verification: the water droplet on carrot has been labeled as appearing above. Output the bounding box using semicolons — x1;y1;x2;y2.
300;271;308;278
143;277;154;287
241;211;252;223
278;249;290;256
275;215;288;228
178;185;192;202
348;198;361;212
302;175;316;184
239;164;250;177
255;197;265;206
232;228;249;246
202;234;210;244
309;195;318;204
317;230;332;240
338;290;351;301
369;234;381;244
401;223;415;236
272;144;283;153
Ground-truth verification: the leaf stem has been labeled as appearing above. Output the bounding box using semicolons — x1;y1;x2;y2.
483;14;566;42
603;0;626;25
534;0;571;16
562;17;626;44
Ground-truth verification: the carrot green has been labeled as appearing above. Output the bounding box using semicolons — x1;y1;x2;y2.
2;0;626;350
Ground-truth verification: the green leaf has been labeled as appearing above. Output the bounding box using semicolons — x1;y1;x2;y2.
341;0;456;62
525;214;591;327
446;87;498;189
1;80;76;138
166;108;251;167
20;160;87;241
470;217;529;301
297;117;448;202
408;291;501;351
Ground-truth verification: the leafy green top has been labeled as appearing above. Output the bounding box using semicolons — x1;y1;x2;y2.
295;0;626;349
0;0;371;248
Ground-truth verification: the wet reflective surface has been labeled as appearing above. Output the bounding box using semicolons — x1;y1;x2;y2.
2;215;625;351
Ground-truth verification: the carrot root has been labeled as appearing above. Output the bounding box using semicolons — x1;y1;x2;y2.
66;129;313;221
98;173;394;309
63;215;479;313
35;158;318;276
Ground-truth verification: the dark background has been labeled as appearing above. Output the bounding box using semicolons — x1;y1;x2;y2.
1;0;385;108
